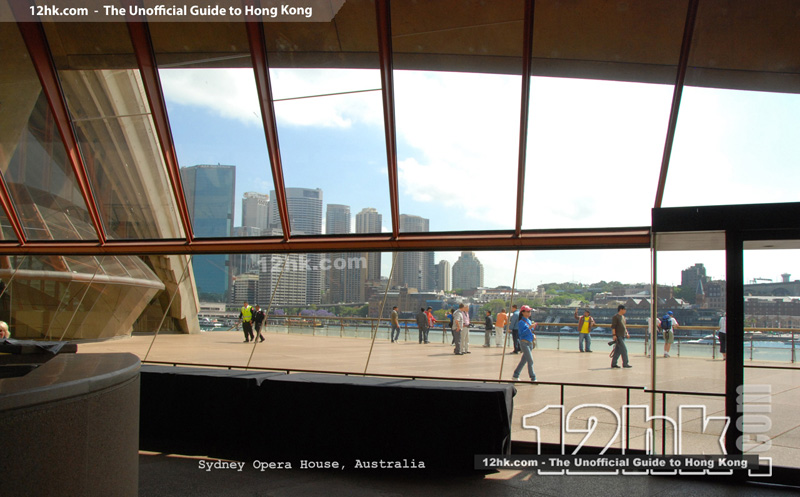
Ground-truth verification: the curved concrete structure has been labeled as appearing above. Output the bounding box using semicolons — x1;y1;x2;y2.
0;353;140;497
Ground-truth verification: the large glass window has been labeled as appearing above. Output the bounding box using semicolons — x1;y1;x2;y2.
0;14;97;241
523;0;686;230
665;0;800;208
265;0;388;238
743;248;800;470
149;19;277;239
41;17;185;240
392;0;524;232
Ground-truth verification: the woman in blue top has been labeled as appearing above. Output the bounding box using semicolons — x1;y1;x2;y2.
512;305;537;382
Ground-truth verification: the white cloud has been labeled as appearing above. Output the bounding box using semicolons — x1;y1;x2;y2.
159;68;262;126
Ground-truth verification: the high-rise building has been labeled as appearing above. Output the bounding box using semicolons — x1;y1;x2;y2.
681;263;708;304
355;207;383;301
325;204;361;303
181;165;235;299
436;260;451;292
230;273;259;306
256;229;308;307
392;215;435;291
325;204;350;235
231;226;263;276
269;188;323;304
452;252;484;291
241;192;269;230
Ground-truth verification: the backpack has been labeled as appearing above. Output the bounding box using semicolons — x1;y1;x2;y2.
661;314;672;331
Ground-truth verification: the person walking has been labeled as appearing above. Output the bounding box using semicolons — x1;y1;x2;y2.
494;308;507;348
507;305;520;354
483;310;494;347
718;312;727;360
252;304;266;342
512;305;537;382
460;304;471;354
575;307;595;353
390;306;401;343
453;303;466;355
610;304;632;369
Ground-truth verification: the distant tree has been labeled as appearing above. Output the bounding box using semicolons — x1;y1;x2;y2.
433;309;448;320
674;285;696;304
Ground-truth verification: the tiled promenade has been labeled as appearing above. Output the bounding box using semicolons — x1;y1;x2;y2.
80;328;800;469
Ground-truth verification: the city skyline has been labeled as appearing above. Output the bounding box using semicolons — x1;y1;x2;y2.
162;62;800;291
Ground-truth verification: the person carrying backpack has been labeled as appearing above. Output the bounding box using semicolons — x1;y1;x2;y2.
660;311;678;358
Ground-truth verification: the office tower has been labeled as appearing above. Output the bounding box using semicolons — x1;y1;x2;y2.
325;204;360;303
392;214;435;291
355;208;383;286
257;229;309;306
269;188;323;304
436;260;451;292
180;165;235;299
230;273;259;306
241;192;269;230
326;204;350;235
231;226;263;276
452;251;484;291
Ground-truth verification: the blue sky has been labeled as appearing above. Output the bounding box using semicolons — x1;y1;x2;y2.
159;67;800;289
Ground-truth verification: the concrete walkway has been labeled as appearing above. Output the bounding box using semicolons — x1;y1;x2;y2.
80;328;800;469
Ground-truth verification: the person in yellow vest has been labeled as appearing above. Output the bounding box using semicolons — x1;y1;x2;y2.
574;307;596;353
239;301;254;342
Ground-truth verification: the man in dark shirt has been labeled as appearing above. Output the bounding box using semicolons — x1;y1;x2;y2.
610;304;632;369
252;304;266;342
416;308;429;344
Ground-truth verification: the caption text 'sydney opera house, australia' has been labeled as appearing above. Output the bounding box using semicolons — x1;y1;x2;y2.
1;0;800;495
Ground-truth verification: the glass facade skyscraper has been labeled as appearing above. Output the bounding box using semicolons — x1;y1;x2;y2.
181;165;235;298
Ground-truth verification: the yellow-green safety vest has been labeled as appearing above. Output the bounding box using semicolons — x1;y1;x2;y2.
241;306;252;321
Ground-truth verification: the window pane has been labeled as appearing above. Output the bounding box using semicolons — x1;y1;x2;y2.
665;0;800;208
523;0;686;229
392;0;524;232
41;18;185;240
744;249;800;469
149;19;277;239
0;20;97;241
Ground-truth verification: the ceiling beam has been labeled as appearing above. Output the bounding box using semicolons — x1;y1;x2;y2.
375;0;400;239
12;6;108;244
654;0;699;208
0;228;651;256
245;0;292;241
126;12;196;243
515;0;536;236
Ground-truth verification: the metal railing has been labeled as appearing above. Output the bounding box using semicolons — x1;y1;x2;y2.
208;316;799;364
